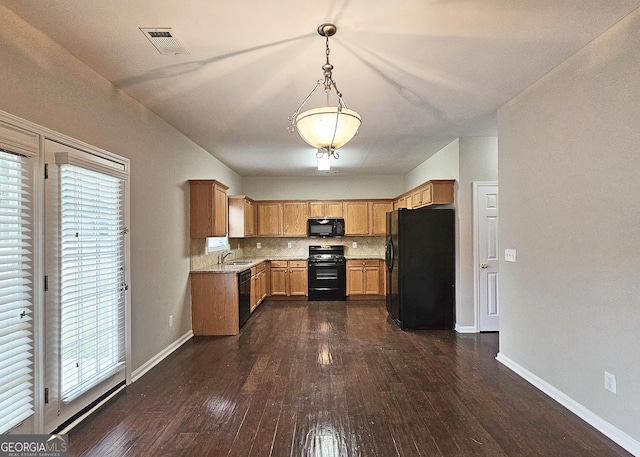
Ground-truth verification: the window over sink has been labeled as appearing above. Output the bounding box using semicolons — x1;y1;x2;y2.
206;236;230;254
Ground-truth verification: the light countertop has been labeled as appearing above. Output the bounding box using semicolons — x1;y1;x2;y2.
191;256;385;274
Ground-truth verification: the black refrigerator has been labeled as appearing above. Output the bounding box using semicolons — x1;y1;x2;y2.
385;207;455;330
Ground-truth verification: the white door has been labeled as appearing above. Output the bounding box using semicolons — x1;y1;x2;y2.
474;182;499;332
44;139;130;432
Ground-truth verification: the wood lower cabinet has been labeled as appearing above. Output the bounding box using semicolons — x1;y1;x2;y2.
189;180;229;238
347;260;383;296
289;261;308;296
270;261;288;296
191;272;239;335
250;262;268;311
270;260;307;296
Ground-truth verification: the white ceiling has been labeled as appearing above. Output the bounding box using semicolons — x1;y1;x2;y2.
2;0;639;177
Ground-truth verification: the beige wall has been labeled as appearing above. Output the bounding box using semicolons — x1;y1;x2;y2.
458;137;499;329
242;175;404;200
0;6;242;371
498;8;640;445
405;138;460;189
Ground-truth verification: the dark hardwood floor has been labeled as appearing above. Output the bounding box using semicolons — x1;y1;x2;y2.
68;300;630;456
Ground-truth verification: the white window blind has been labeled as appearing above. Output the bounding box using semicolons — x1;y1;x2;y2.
59;164;126;402
206;236;230;254
0;150;34;434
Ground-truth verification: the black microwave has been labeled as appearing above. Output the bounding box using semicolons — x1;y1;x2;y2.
307;218;345;237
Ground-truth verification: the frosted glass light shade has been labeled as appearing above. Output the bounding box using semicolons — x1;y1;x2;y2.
295;107;361;150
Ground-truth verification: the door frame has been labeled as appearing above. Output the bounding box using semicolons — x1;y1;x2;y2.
473;181;499;333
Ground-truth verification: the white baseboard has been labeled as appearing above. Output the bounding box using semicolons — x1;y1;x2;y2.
131;330;194;383
455;324;478;334
496;352;640;456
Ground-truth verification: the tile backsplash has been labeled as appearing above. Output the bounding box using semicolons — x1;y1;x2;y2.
238;236;385;259
190;236;385;270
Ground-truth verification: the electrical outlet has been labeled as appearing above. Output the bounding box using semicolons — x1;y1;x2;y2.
604;371;617;394
287;242;292;248
352;242;358;248
257;242;261;249
168;315;174;328
505;249;517;262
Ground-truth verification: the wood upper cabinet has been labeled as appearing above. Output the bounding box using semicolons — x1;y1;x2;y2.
430;180;455;204
343;200;392;236
370;200;393;235
343;201;370;235
228;196;256;238
308;201;344;218
393;197;405;210
257;201;283;236
412;183;431;208
283;201;309;236
409;180;455;209
269;260;307;296
255;201;309;237
228;181;454;238
189;180;229;238
346;260;382;296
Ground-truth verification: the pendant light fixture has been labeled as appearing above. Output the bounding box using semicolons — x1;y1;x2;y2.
288;23;361;162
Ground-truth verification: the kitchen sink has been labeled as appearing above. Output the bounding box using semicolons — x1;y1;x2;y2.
226;261;253;265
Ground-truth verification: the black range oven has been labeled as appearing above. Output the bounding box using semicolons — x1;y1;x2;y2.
308;245;346;301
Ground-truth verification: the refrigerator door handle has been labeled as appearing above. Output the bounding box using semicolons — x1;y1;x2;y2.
385;240;394;272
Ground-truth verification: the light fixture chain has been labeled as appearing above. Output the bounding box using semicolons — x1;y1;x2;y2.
326;36;330;63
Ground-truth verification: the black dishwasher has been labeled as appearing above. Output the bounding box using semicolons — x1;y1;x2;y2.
238;270;251;328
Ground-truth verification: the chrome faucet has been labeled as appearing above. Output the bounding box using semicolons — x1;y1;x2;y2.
221;250;234;265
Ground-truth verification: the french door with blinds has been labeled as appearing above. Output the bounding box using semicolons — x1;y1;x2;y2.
0;134;37;434
44;139;130;432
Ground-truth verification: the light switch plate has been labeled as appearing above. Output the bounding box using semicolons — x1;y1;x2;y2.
352;242;358;248
256;242;261;249
505;249;517;262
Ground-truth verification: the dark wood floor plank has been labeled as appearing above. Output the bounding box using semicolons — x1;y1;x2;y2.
67;299;632;457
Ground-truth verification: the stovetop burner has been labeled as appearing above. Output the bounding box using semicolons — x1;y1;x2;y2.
308;245;345;264
308;244;345;258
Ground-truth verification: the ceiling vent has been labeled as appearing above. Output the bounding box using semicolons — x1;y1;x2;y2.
140;27;190;55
